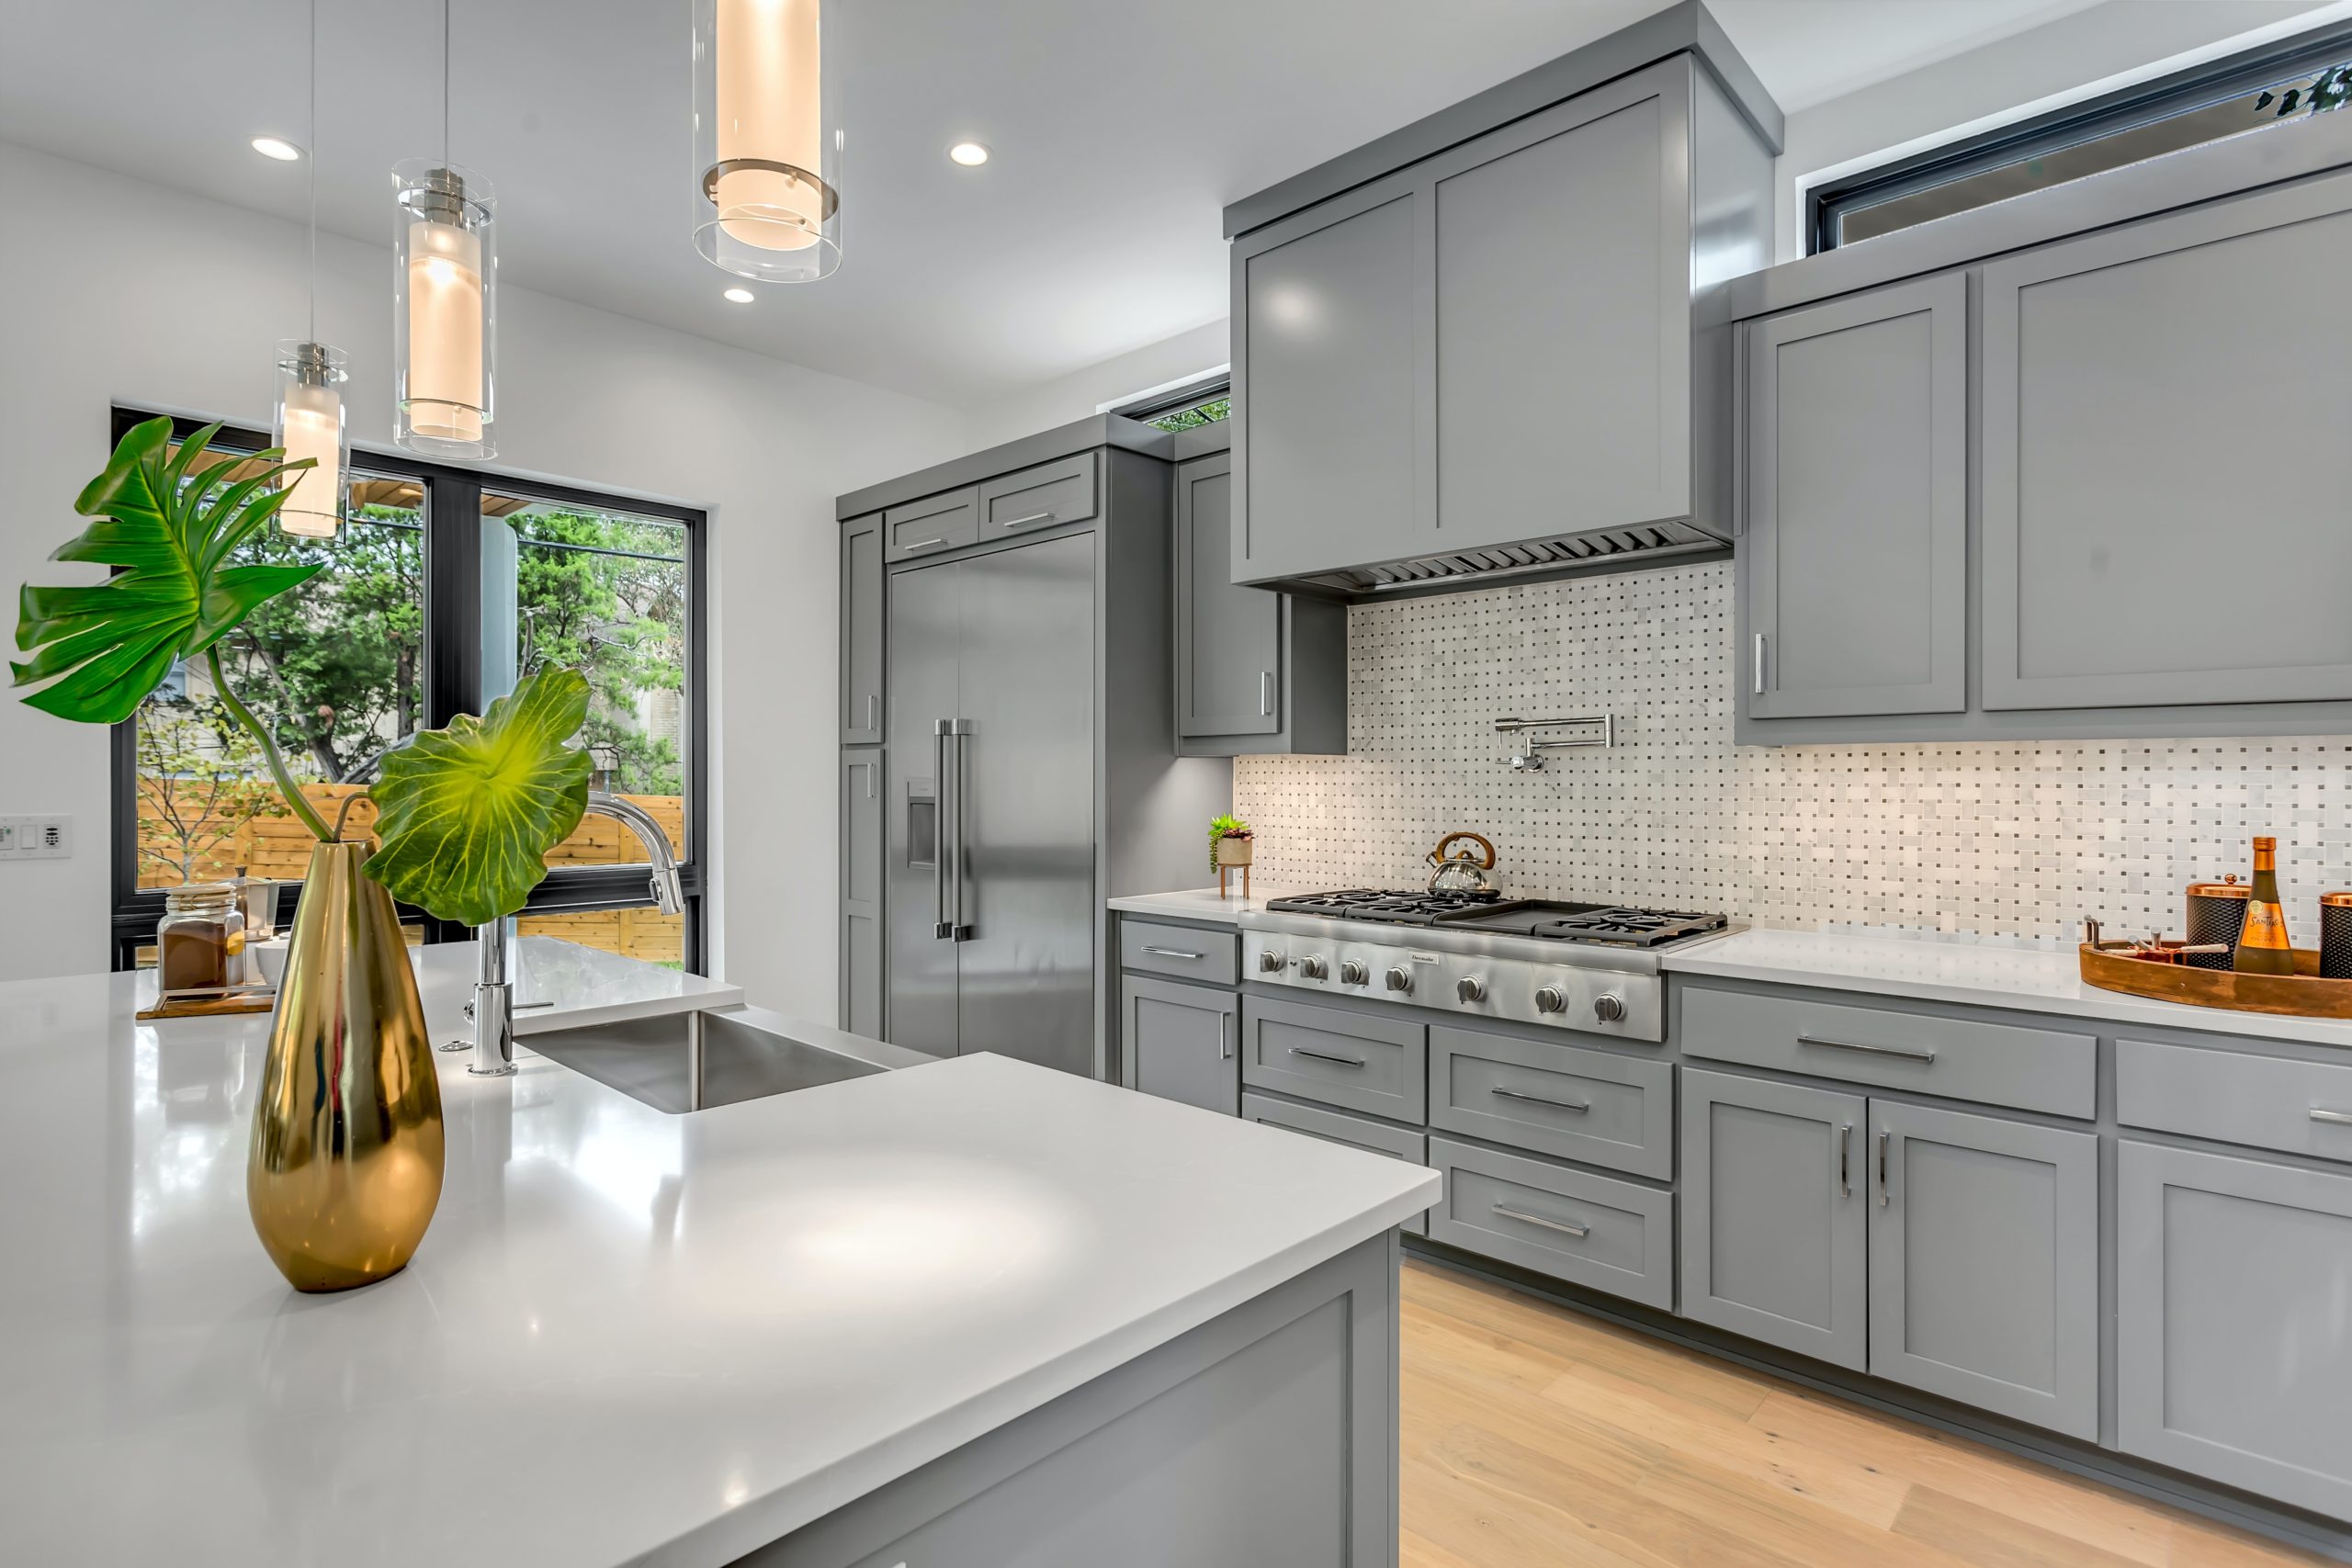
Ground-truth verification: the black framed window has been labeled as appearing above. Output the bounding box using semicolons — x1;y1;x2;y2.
1107;371;1230;433
109;406;708;973
1810;21;2352;253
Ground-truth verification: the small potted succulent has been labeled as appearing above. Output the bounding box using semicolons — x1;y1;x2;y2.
1210;814;1254;897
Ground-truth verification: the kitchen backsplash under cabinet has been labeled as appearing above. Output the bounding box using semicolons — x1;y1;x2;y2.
1231;560;2352;944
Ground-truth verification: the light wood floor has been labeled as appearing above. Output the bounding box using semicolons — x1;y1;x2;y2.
1399;1259;2329;1568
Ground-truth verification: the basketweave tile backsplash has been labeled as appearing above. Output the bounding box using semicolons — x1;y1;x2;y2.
1231;558;2352;945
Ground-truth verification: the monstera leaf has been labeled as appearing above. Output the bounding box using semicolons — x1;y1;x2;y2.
13;417;319;724
365;668;594;927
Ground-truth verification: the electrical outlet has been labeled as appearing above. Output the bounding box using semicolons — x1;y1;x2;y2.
0;815;72;860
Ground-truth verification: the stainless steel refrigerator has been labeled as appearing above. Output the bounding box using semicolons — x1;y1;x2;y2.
888;533;1099;1076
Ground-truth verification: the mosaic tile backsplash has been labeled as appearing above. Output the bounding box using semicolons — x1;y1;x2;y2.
1231;559;2352;945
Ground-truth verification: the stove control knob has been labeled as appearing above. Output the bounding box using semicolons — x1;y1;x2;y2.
1384;966;1413;994
1456;976;1487;1004
1534;985;1567;1015
1339;959;1369;987
1299;955;1329;981
1593;992;1628;1023
1258;949;1286;974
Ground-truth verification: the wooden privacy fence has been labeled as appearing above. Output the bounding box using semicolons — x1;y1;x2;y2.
139;784;686;964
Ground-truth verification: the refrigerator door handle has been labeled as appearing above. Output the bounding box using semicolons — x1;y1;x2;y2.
950;718;975;942
932;720;955;939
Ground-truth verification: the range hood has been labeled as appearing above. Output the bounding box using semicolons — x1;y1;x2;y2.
1281;517;1729;600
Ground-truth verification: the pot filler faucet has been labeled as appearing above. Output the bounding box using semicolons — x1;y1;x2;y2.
457;792;687;1077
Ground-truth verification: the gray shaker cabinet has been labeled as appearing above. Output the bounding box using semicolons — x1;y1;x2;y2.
1679;1069;1868;1371
2117;1140;2352;1518
1868;1100;2098;1440
1174;446;1347;756
839;750;884;1040
1744;274;1966;719
1983;175;2352;711
840;513;884;744
1121;975;1239;1116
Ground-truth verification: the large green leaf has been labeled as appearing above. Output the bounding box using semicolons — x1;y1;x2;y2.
364;668;594;927
12;417;321;724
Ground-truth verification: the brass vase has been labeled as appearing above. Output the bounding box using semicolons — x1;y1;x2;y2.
247;840;445;1292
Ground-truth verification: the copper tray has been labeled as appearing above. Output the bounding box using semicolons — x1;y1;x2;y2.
2078;944;2352;1020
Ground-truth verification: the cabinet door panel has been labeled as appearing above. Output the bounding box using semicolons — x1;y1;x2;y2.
1435;66;1689;534
1233;183;1422;582
1680;1069;1867;1369
840;750;884;1039
1122;976;1238;1116
2118;1140;2352;1517
1175;453;1281;738
1984;176;2352;709
840;514;884;743
1746;274;1965;718
1869;1101;2097;1439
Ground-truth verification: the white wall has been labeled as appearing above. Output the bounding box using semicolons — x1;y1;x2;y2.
964;318;1227;448
1773;0;2342;260
0;141;967;1011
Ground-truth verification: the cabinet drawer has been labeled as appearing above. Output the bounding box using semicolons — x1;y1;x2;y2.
1243;1093;1430;1235
883;487;979;561
1242;995;1425;1122
1428;1027;1673;1179
2117;1039;2352;1164
1680;985;2094;1118
1118;919;1238;987
1427;1136;1673;1309
978;452;1098;538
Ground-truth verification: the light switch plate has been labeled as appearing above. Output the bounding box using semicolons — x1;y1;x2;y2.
0;815;72;860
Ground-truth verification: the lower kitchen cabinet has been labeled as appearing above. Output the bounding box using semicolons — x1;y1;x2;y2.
1428;1136;1673;1310
839;750;884;1040
1242;995;1428;1123
1680;1070;1868;1369
1869;1100;2097;1440
2117;1140;2352;1517
1121;975;1238;1115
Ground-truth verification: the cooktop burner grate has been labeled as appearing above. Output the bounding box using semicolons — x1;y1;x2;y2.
1264;890;1727;947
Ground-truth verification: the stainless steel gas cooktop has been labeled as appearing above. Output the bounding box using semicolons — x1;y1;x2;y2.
1239;890;1734;1041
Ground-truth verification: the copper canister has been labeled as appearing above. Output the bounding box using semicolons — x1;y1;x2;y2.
2323;893;2352;980
2185;877;2251;971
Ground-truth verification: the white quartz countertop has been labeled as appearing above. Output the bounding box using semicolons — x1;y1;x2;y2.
1107;885;1311;924
1666;928;2352;1049
431;933;746;1032
0;943;1434;1568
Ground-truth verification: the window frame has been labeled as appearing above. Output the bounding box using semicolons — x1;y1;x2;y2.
107;405;709;972
1105;371;1231;431
1808;19;2352;254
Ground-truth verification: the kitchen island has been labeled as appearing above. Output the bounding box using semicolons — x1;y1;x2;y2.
0;941;1436;1568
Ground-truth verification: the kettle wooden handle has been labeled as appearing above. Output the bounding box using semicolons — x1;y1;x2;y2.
1428;831;1496;870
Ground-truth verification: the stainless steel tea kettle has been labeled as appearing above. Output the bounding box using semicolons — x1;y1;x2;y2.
1425;832;1498;895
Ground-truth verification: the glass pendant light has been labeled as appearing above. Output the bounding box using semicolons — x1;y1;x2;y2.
393;0;495;458
693;0;842;283
273;0;348;538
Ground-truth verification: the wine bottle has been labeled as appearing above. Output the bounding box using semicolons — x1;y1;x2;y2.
2233;836;2296;976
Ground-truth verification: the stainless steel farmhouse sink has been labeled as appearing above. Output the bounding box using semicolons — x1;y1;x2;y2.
522;1005;933;1113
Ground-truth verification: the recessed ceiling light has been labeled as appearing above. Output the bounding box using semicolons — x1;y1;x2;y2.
251;136;304;162
723;287;755;304
947;141;990;167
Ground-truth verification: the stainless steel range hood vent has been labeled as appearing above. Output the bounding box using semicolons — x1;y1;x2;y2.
1284;518;1727;599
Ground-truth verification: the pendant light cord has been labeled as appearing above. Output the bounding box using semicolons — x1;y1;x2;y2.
442;0;451;166
306;0;318;342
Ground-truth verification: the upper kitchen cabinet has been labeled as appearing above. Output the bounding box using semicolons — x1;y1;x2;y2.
1743;274;1966;720
1982;175;2352;712
1223;3;1781;596
1173;430;1347;756
841;512;884;744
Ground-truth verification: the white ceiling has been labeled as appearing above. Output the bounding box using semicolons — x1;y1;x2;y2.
0;0;2122;407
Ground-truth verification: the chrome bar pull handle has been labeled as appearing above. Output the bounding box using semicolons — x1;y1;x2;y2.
1140;946;1204;961
903;536;947;553
1289;1045;1365;1069
1489;1086;1590;1113
1838;1122;1852;1198
1260;671;1273;716
931;721;953;939
865;693;879;732
1491;1203;1589;1239
2312;1107;2352;1126
1219;1010;1232;1061
1000;510;1054;529
1753;633;1766;696
1798;1032;1937;1064
950;719;974;941
1877;1130;1891;1208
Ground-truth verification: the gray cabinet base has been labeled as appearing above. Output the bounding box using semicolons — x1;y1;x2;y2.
736;1232;1401;1567
1408;1241;2352;1563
